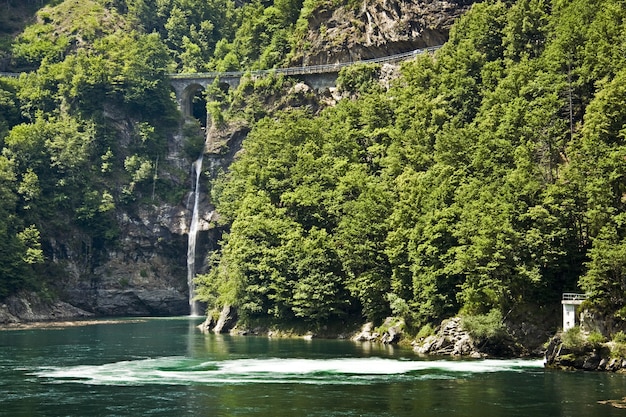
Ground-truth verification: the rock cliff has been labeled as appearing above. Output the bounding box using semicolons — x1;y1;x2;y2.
0;292;93;325
48;122;249;318
292;0;477;66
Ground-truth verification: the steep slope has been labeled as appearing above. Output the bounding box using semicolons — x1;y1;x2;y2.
292;0;476;65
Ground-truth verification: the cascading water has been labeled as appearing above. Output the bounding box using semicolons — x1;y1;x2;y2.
187;156;203;316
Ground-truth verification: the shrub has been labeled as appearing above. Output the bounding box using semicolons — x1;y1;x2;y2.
337;63;382;94
461;309;508;342
416;323;435;339
561;326;586;350
613;331;626;343
587;331;606;348
386;293;410;317
610;342;626;358
183;120;205;158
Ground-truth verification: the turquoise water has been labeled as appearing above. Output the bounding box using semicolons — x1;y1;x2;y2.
1;317;625;416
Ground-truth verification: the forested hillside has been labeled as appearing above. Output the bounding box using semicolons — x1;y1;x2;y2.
0;0;463;316
1;0;626;339
195;0;626;335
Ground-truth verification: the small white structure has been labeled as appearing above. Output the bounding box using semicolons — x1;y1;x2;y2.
562;293;587;330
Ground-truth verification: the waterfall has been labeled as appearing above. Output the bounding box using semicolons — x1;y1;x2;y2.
187;156;203;316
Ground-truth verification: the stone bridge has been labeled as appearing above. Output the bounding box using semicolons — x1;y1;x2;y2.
169;46;440;117
1;46;441;118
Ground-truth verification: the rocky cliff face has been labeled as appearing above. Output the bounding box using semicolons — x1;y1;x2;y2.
293;0;477;66
54;204;193;317
43;120;250;319
0;291;93;325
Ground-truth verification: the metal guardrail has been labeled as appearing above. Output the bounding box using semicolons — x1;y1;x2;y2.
562;293;587;301
0;72;20;78
168;45;442;80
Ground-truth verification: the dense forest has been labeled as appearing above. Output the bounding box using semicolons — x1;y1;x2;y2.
196;0;626;333
1;0;626;337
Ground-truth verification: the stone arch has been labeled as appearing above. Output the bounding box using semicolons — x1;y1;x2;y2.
181;83;208;127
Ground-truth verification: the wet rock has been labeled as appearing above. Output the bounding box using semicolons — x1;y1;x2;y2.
65;288;188;316
381;317;404;344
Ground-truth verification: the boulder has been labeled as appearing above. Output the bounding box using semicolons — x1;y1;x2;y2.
413;317;516;358
353;322;377;342
213;305;238;333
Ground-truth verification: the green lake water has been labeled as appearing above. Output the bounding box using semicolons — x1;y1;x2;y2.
1;317;625;416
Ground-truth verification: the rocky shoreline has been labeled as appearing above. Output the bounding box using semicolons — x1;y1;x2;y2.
545;333;626;372
8;296;622;374
199;309;540;360
0;292;93;326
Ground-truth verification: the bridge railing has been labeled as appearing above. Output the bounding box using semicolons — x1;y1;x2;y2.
3;46;443;81
168;45;442;80
562;293;588;301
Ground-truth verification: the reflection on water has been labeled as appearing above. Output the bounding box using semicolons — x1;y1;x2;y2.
0;317;625;417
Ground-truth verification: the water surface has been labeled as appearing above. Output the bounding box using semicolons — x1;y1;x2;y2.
1;317;625;416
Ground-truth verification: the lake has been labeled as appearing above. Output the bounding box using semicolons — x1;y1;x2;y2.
1;317;625;416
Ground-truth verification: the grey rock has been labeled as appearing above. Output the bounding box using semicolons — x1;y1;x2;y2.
0;292;93;324
213;305;238;333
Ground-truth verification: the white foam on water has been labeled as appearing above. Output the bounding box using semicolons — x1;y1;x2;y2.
31;357;545;386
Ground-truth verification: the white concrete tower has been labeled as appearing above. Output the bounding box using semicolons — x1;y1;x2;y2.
562;293;587;330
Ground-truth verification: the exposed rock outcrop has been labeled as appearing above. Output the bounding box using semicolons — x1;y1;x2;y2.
352;317;405;344
198;304;239;334
413;317;523;358
293;0;477;66
414;318;484;357
0;292;93;324
53;204;194;316
544;334;626;372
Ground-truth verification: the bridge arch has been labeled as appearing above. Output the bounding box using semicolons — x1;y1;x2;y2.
168;46;442;119
180;83;208;126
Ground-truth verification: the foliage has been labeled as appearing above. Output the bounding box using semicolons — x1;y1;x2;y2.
561;326;587;351
337;64;382;95
587;330;606;348
610;331;626;357
195;0;626;330
460;309;508;342
182;120;206;158
11;0;131;69
416;323;435;339
613;331;626;343
609;342;626;358
0;0;185;298
3;0;626;335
